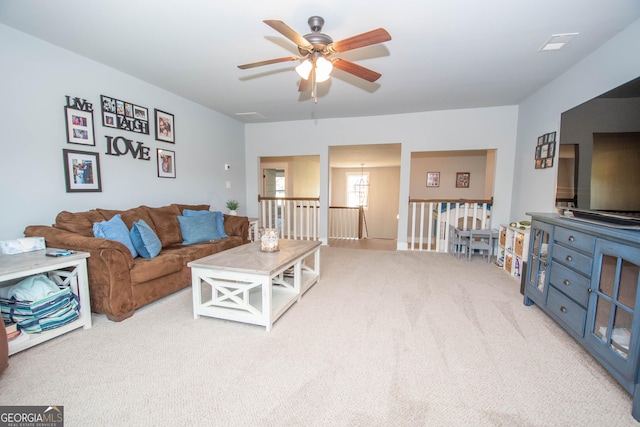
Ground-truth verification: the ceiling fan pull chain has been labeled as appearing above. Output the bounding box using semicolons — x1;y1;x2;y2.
312;68;318;103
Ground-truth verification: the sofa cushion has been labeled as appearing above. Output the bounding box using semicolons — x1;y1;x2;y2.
130;219;162;258
178;214;222;244
97;206;156;231
174;203;210;213
93;214;138;258
145;205;182;247
224;214;249;239
55;209;106;237
129;251;184;285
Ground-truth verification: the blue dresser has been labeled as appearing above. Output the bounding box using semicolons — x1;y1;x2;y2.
525;213;640;421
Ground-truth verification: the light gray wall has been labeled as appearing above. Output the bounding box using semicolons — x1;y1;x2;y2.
512;18;640;219
0;24;246;240
245;106;519;248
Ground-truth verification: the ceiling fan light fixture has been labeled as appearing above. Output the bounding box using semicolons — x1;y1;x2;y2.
316;56;333;74
314;56;333;83
295;59;312;80
315;70;331;83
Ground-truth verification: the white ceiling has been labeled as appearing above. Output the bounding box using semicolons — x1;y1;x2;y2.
1;1;639;126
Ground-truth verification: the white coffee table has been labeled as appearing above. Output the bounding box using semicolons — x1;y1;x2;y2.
188;239;321;331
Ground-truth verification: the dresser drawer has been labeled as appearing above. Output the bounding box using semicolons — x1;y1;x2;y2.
552;244;593;276
554;227;595;254
547;286;587;338
549;262;590;307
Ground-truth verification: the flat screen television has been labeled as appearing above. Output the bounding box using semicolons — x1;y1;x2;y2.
556;75;640;229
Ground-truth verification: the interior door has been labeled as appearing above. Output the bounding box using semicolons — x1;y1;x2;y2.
263;168;277;197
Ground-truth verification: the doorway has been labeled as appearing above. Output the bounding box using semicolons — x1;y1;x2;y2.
263;168;285;198
329;144;401;249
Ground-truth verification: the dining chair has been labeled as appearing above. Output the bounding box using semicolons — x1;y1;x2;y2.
449;225;470;259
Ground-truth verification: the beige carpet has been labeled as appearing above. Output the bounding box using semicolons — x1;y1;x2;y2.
0;247;637;426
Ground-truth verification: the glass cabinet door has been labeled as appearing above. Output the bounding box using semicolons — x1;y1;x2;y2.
587;239;640;379
525;221;552;305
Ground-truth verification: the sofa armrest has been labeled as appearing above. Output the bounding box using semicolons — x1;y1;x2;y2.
24;225;136;320
24;225;134;266
0;319;7;374
223;215;250;243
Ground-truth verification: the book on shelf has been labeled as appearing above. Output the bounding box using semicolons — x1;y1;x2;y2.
5;322;17;335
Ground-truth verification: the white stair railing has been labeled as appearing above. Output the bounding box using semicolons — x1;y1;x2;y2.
258;196;320;241
407;198;493;252
328;206;362;239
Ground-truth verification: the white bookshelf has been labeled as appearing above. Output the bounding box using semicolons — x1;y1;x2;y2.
497;224;530;279
1;249;92;355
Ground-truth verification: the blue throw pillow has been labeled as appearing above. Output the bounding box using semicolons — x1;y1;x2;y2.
177;214;222;245
212;211;228;238
130;219;162;258
183;209;227;238
93;214;138;258
182;209;210;217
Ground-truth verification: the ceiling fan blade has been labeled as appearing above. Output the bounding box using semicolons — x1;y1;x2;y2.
332;58;382;82
299;77;311;92
237;56;299;69
326;28;391;54
263;20;313;51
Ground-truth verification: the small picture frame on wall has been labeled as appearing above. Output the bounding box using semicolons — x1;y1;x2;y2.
426;172;440;187
456;172;470;188
155;109;175;143
65;107;95;146
63;149;102;192
157;148;176;178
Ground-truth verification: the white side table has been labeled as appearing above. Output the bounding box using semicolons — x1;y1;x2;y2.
0;249;91;355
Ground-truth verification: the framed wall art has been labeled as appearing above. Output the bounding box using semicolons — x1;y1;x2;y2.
456;172;470;188
100;95;149;134
157;148;176;178
62;149;102;192
535;131;556;169
426;172;440;187
155;109;175;143
65;107;95;146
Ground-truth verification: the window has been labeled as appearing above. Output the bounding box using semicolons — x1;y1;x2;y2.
347;172;369;207
275;176;285;198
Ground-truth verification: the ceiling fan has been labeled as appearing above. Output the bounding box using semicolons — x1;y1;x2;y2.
237;16;391;102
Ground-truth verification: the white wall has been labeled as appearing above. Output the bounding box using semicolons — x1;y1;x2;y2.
0;24;246;240
512;18;640;219
245;106;519;248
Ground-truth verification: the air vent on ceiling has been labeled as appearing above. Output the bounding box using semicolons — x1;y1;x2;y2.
235;112;266;121
539;33;578;51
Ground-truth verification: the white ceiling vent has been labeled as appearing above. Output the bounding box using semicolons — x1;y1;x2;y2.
235;112;266;121
539;33;578;51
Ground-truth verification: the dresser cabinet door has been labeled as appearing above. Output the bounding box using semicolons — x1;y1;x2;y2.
586;239;640;384
524;220;553;306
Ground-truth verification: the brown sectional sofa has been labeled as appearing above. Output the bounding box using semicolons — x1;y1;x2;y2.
1;319;7;374
24;204;249;321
